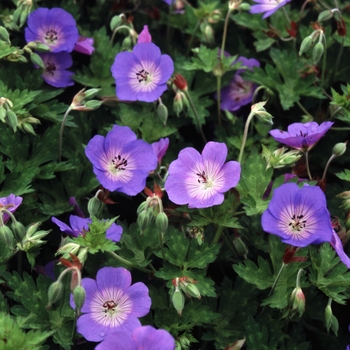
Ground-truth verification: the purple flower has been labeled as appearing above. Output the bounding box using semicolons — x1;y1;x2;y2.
137;25;152;44
162;0;185;13
39;52;74;88
261;183;333;247
70;267;151;342
85;125;157;195
51;215;122;242
95;326;175;350
269;121;334;152
25;8;78;53
68;196;85;218
0;194;23;224
250;0;292;19
219;57;260;112
74;36;95;55
152;138;169;164
330;230;350;268
165;142;241;209
111;43;174;102
35;260;57;280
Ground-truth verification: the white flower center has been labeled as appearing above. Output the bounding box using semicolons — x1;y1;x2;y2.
108;154;128;175
288;214;307;232
45;29;58;45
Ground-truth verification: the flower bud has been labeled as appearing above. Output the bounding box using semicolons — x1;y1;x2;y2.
47;280;63;306
317;10;334;22
208;10;222;24
0;225;15;247
137;209;152;234
156;212;168;235
34;43;51;52
11;221;26;242
121;36;132;50
173;73;188;91
156;103;168;126
77;247;88;265
180;280;201;299
87;196;103;217
73;285;86;314
229;0;243;10
225;338;246;350
57;242;80;256
6;110;18;132
202;24;214;44
299;36;313;56
312;42;324;64
0;107;6;122
232;236;248;259
25;222;41;238
290;287;305;317
238;3;251;11
84;100;102;110
84;88;101;99
0;26;10;43
110;15;123;31
324;304;339;335
172;284;185;316
173;92;184;117
22;122;36;135
30;53;45;69
332;141;347;157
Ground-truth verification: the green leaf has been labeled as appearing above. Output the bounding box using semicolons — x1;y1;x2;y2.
245;316;278;350
335;168;350;181
183;45;219;72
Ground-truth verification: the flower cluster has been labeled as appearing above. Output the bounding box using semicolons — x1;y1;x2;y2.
25;8;94;88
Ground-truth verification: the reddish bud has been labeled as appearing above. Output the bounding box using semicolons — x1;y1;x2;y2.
173;73;188;91
286;21;298;38
336;18;347;36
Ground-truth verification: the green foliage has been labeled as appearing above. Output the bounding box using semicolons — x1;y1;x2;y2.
336;169;350;181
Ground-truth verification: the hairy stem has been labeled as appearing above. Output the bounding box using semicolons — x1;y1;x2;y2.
238;111;255;163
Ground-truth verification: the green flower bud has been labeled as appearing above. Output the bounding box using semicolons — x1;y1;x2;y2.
172;287;185;316
73;285;86;314
156;212;168;235
22;122;36;135
317;10;334;22
0;26;10;43
156;103;168;126
34;43;51;52
25;222;41;238
11;221;25;242
47;281;64;306
6;110;18;132
238;3;251;11
84;100;102;110
173;92;184;117
0;226;15;247
290;287;305;317
137;201;147;215
121;36;132;51
19;8;30;28
30;52;45;69
180;281;201;299
88;197;103;217
233;236;248;259
312;42;324;64
137;210;152;234
84;88;101;99
0;107;6;122
332;141;347;157
324;304;339;335
299;36;313;56
110;15;123;31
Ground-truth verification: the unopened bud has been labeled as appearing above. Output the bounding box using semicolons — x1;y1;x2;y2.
47;280;63;305
0;26;10;43
203;24;214;44
26;222;41;238
6;110;18;132
30;53;45;68
229;0;243;10
34;43;51;52
73;285;86;314
173;92;184;117
84;88;101;99
156;212;168;235
11;221;26;242
156;103;168;126
0;107;6;122
22;122;36;135
332;141;347;157
238;3;251;11
0;226;15;247
110;15;123;31
180;280;201;299
324;304;339;335
312;42;324;64
121;36;132;50
318;10;334;22
84;100;102;110
87;196;103;217
233;236;248;259
208;10;221;24
290;287;305;317
173;73;188;91
172;284;185;316
299;36;313;56
137;210;152;234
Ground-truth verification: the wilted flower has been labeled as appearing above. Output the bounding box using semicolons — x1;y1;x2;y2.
52;215;122;242
250;0;292;19
269;121;334;152
219;57;260;112
70;267;151;342
85;125;157;195
111;43;174;102
0;194;23;224
74;36;95;55
165;142;241;208
38;52;74;88
25;8;79;52
262;183;333;247
137;25;152;43
95;326;175;350
152;137;169;164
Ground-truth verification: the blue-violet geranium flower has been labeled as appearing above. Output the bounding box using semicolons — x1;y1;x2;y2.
165;142;241;209
51;215;122;242
70;267;151;342
25;7;79;52
0;194;23;224
152;137;169;164
111;43;174;102
250;0;292;19
95;325;175;350
261;183;333;247
220;56;260;112
74;36;95;55
269;121;334;152
39;52;74;88
85;125;158;195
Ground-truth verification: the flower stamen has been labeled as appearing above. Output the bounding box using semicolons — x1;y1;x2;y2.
136;69;150;83
45;29;58;44
112;155;128;170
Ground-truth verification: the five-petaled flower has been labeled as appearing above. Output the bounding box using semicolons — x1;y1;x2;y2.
25;8;79;53
85;125;158;195
111;43;174;102
95;325;175;350
39;52;74;88
51;215;122;242
0;194;23;224
269;121;334;152
250;0;292;19
262;183;333;247
219;56;260;112
70;267;151;342
165;142;241;208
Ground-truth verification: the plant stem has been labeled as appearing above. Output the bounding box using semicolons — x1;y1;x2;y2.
211;225;224;245
108;251;153;274
238;111;255;163
158;230;166;261
183;90;207;143
296;100;313;119
304;151;312;180
331;126;350;131
320;35;327;89
282;7;291;23
110;25;132;45
185;21;200;57
322;154;335;182
59;106;72;162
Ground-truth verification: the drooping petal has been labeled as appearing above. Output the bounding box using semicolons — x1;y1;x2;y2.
51;217;74;235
